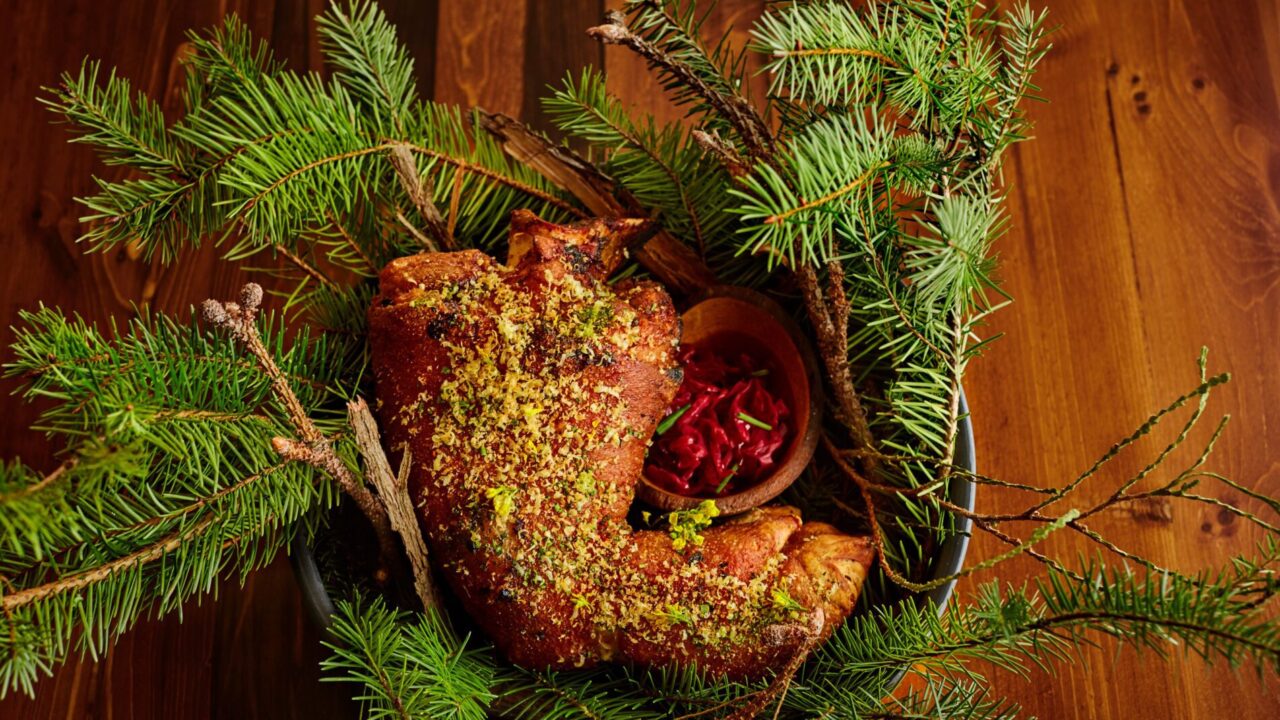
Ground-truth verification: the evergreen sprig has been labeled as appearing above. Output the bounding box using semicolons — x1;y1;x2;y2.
0;307;352;696
317;547;1280;720
323;599;495;720
544;68;736;260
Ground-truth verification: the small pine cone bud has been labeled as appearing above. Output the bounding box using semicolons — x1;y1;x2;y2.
272;436;307;461
201;299;229;326
587;21;629;44
239;283;264;312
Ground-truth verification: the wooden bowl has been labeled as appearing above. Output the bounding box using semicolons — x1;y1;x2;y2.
636;286;823;515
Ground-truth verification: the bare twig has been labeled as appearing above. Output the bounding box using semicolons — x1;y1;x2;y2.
795;264;875;453
347;398;441;612
388;143;452;252
202;283;396;575
277;244;338;290
394;208;437;251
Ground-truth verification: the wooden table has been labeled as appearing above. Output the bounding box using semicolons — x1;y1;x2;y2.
1;0;1276;717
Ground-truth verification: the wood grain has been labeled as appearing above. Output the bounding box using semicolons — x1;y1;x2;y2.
0;0;1276;717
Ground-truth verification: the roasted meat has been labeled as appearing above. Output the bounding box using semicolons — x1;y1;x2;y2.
368;210;874;678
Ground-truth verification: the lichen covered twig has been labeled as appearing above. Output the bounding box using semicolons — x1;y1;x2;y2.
202;283;397;574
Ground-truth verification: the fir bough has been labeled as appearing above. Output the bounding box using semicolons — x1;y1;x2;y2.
1;1;1276;717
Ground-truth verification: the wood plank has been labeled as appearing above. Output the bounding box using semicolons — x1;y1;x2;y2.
0;0;1276;717
960;0;1280;717
602;0;769;129
521;0;604;139
0;1;434;717
434;0;527;114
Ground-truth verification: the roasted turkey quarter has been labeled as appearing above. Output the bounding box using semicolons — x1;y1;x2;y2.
368;210;874;678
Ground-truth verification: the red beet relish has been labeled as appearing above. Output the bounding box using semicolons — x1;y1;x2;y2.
643;343;791;497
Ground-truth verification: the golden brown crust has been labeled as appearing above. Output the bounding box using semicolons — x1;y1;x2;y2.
368;212;873;679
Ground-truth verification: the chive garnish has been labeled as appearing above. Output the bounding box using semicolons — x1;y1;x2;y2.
715;463;740;494
656;403;691;435
749;368;770;377
737;411;773;431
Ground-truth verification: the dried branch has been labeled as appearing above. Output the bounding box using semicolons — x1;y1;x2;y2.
347;397;441;612
795;264;875;452
388;143;452;251
691;129;750;179
202;283;396;574
479;111;718;294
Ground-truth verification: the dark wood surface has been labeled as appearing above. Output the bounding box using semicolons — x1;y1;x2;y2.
0;0;1277;717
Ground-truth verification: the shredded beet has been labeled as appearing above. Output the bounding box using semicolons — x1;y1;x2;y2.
644;344;790;497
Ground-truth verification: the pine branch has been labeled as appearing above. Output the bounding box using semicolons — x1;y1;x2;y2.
40;59;185;174
24;2;1280;716
202;283;395;575
321;598;496;720
0;304;349;696
589;9;776;165
318;0;419;136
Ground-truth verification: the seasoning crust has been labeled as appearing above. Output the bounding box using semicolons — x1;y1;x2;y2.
368;210;874;678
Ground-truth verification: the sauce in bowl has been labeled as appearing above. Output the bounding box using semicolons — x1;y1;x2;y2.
644;342;791;497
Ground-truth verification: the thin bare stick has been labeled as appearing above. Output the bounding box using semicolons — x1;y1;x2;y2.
388;143;452;251
347;398;441;612
277;244;338;290
692;129;751;178
202;283;396;574
395;209;436;251
796;264;875;452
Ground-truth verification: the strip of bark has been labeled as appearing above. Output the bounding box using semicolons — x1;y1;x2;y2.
795;265;875;452
479;112;718;295
346;397;441;612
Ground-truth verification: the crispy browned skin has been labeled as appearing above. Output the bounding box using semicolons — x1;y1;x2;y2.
368;210;873;678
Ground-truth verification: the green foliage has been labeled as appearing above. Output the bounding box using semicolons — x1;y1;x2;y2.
317;545;1280;719
317;0;419;135
545;69;733;251
0;307;352;697
323;599;495;720
622;0;756;130
44;1;576;309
